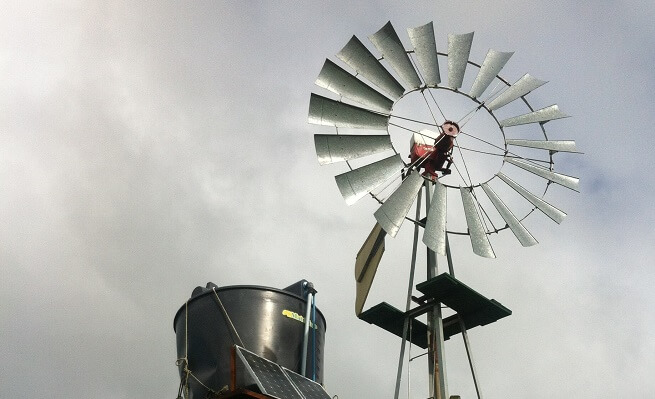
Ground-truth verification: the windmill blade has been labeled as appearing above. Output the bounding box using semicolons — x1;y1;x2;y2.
505;157;580;191
374;172;424;237
481;183;537;247
369;21;421;90
422;180;447;255
314;134;393;165
337;35;405;100
447;32;474;89
469;49;514;99
460;187;496;258
355;223;386;316
335;154;405;205
506;139;578;153
308;93;389;130
486;73;547;111
496;172;566;224
316;59;394;113
407;22;440;87
500;104;569;127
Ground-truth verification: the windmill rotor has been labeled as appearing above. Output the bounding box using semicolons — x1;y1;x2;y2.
309;21;580;260
309;21;581;399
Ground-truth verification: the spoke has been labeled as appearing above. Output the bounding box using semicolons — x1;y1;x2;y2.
503;155;551;165
457;105;484;129
425;88;447;122
460;131;505;152
451;160;470;187
371;177;403;203
453;137;474;187
471;188;498;233
460;131;553;169
389;122;421;134
388;123;441;144
389;114;439;127
455;146;505;158
407;53;446;122
456;81;507;130
455;146;551;165
421;90;439;125
409;51;445;126
458;75;509;129
454;152;499;239
407;53;447;122
480;79;505;105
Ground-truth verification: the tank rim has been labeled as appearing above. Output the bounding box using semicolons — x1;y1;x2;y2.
174;284;328;332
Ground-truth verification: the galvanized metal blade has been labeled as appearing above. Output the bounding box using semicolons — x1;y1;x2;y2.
500;104;569;127
369;21;421;90
355;223;386;316
308;93;389;130
335;154;405;205
480;182;538;247
316;59;394;113
486;73;547;111
337;35;405;101
422;180;447;255
460;187;495;258
447;32;474;89
374;172;424;238
506;139;578;153
407;22;440;87
314;134;393;165
469;49;514;99
504;157;580;191
496;172;566;224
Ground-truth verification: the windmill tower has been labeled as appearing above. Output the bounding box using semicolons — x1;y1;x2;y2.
310;21;580;398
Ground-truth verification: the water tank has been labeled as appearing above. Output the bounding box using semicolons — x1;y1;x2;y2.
173;281;327;398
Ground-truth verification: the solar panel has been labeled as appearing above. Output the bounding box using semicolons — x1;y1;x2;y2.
235;347;303;399
282;367;331;399
234;346;332;399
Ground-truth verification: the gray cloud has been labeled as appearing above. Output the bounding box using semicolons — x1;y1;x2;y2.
1;1;654;398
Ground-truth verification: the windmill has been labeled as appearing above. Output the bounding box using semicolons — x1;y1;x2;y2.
309;21;580;398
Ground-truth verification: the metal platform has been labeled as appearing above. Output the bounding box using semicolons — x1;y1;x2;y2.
358;302;429;348
358;273;511;344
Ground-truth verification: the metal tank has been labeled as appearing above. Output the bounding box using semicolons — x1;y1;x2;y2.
174;281;326;398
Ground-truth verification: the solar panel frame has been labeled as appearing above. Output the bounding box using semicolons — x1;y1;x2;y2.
282;367;332;399
234;346;304;399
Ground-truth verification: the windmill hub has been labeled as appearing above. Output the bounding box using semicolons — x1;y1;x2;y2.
442;121;459;136
409;121;459;181
388;88;505;186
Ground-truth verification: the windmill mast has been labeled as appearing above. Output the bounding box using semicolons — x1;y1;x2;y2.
426;184;448;399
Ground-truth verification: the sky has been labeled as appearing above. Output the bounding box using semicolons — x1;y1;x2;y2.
2;1;654;398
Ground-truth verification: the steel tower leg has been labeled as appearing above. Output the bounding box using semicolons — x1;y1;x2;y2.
446;236;483;399
426;182;448;399
393;186;423;399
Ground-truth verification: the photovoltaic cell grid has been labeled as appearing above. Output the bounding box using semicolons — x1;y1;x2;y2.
236;348;303;399
283;368;331;399
235;346;331;399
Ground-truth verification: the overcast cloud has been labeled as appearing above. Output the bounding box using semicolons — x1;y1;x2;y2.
2;1;654;398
